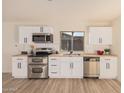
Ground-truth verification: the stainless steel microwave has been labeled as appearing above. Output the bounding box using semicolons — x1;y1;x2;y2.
32;33;53;43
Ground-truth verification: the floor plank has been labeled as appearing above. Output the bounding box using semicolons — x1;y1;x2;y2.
2;73;121;93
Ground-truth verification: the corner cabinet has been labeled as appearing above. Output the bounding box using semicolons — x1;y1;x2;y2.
12;56;28;78
89;27;112;45
99;56;117;79
49;57;83;78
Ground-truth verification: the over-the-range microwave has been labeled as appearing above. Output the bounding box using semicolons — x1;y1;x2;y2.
32;33;53;43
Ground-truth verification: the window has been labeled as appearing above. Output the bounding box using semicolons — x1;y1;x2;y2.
61;31;85;51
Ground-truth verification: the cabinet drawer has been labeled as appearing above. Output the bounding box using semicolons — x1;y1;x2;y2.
49;57;62;61
49;67;59;72
49;61;59;65
12;56;27;61
100;57;117;62
49;71;60;76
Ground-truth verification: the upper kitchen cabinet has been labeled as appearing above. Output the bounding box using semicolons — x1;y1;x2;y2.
43;26;54;34
19;26;33;44
89;27;112;45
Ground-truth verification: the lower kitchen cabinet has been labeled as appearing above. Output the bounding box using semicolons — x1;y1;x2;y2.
12;56;28;78
49;57;61;77
49;57;83;78
99;57;117;79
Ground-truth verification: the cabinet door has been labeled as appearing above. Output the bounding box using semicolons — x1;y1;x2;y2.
89;27;101;45
19;26;32;44
100;57;117;79
61;61;72;78
43;26;53;33
100;27;112;45
89;27;112;45
19;61;28;78
31;26;41;33
72;61;83;78
12;61;21;77
12;57;28;78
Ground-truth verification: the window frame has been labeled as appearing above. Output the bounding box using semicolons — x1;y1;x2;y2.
60;31;85;52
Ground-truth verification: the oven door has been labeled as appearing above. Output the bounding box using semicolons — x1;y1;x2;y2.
28;64;48;78
28;57;48;64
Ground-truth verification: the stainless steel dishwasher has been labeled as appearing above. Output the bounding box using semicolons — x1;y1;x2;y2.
84;57;100;77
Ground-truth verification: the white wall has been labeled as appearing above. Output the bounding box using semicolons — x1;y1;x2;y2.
2;21;111;73
111;16;121;81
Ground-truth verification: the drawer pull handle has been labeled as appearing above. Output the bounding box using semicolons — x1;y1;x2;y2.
51;65;57;66
51;72;57;74
105;59;111;60
51;59;56;60
17;59;23;60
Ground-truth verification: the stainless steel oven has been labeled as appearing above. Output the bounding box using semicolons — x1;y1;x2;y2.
32;33;53;43
28;64;48;78
28;57;48;65
28;57;48;78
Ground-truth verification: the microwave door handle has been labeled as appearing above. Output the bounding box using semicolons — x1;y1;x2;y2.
45;35;46;43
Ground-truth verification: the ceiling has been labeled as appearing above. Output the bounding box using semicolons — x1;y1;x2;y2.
3;0;121;22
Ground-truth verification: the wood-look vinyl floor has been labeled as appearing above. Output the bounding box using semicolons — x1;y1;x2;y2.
2;73;121;93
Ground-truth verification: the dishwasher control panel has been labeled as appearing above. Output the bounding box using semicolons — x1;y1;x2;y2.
84;57;100;62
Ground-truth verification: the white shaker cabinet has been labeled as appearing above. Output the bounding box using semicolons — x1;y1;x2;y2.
99;57;117;79
43;26;54;34
61;57;83;78
19;26;41;44
12;56;28;78
71;60;83;77
49;57;61;77
19;26;32;44
89;27;112;45
49;57;83;78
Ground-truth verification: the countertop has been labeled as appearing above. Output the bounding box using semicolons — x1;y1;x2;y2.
13;53;117;57
49;53;117;57
13;54;31;57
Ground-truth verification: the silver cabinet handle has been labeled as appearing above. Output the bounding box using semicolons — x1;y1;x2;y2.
106;63;107;69
99;38;102;43
51;65;57;66
70;63;73;69
108;63;110;69
51;72;57;74
40;27;43;32
99;38;100;43
104;59;111;60
20;63;21;68
24;37;27;43
72;63;73;68
70;63;71;68
17;58;23;60
51;59;56;60
101;38;102;43
18;63;19;68
24;38;26;43
106;63;110;69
